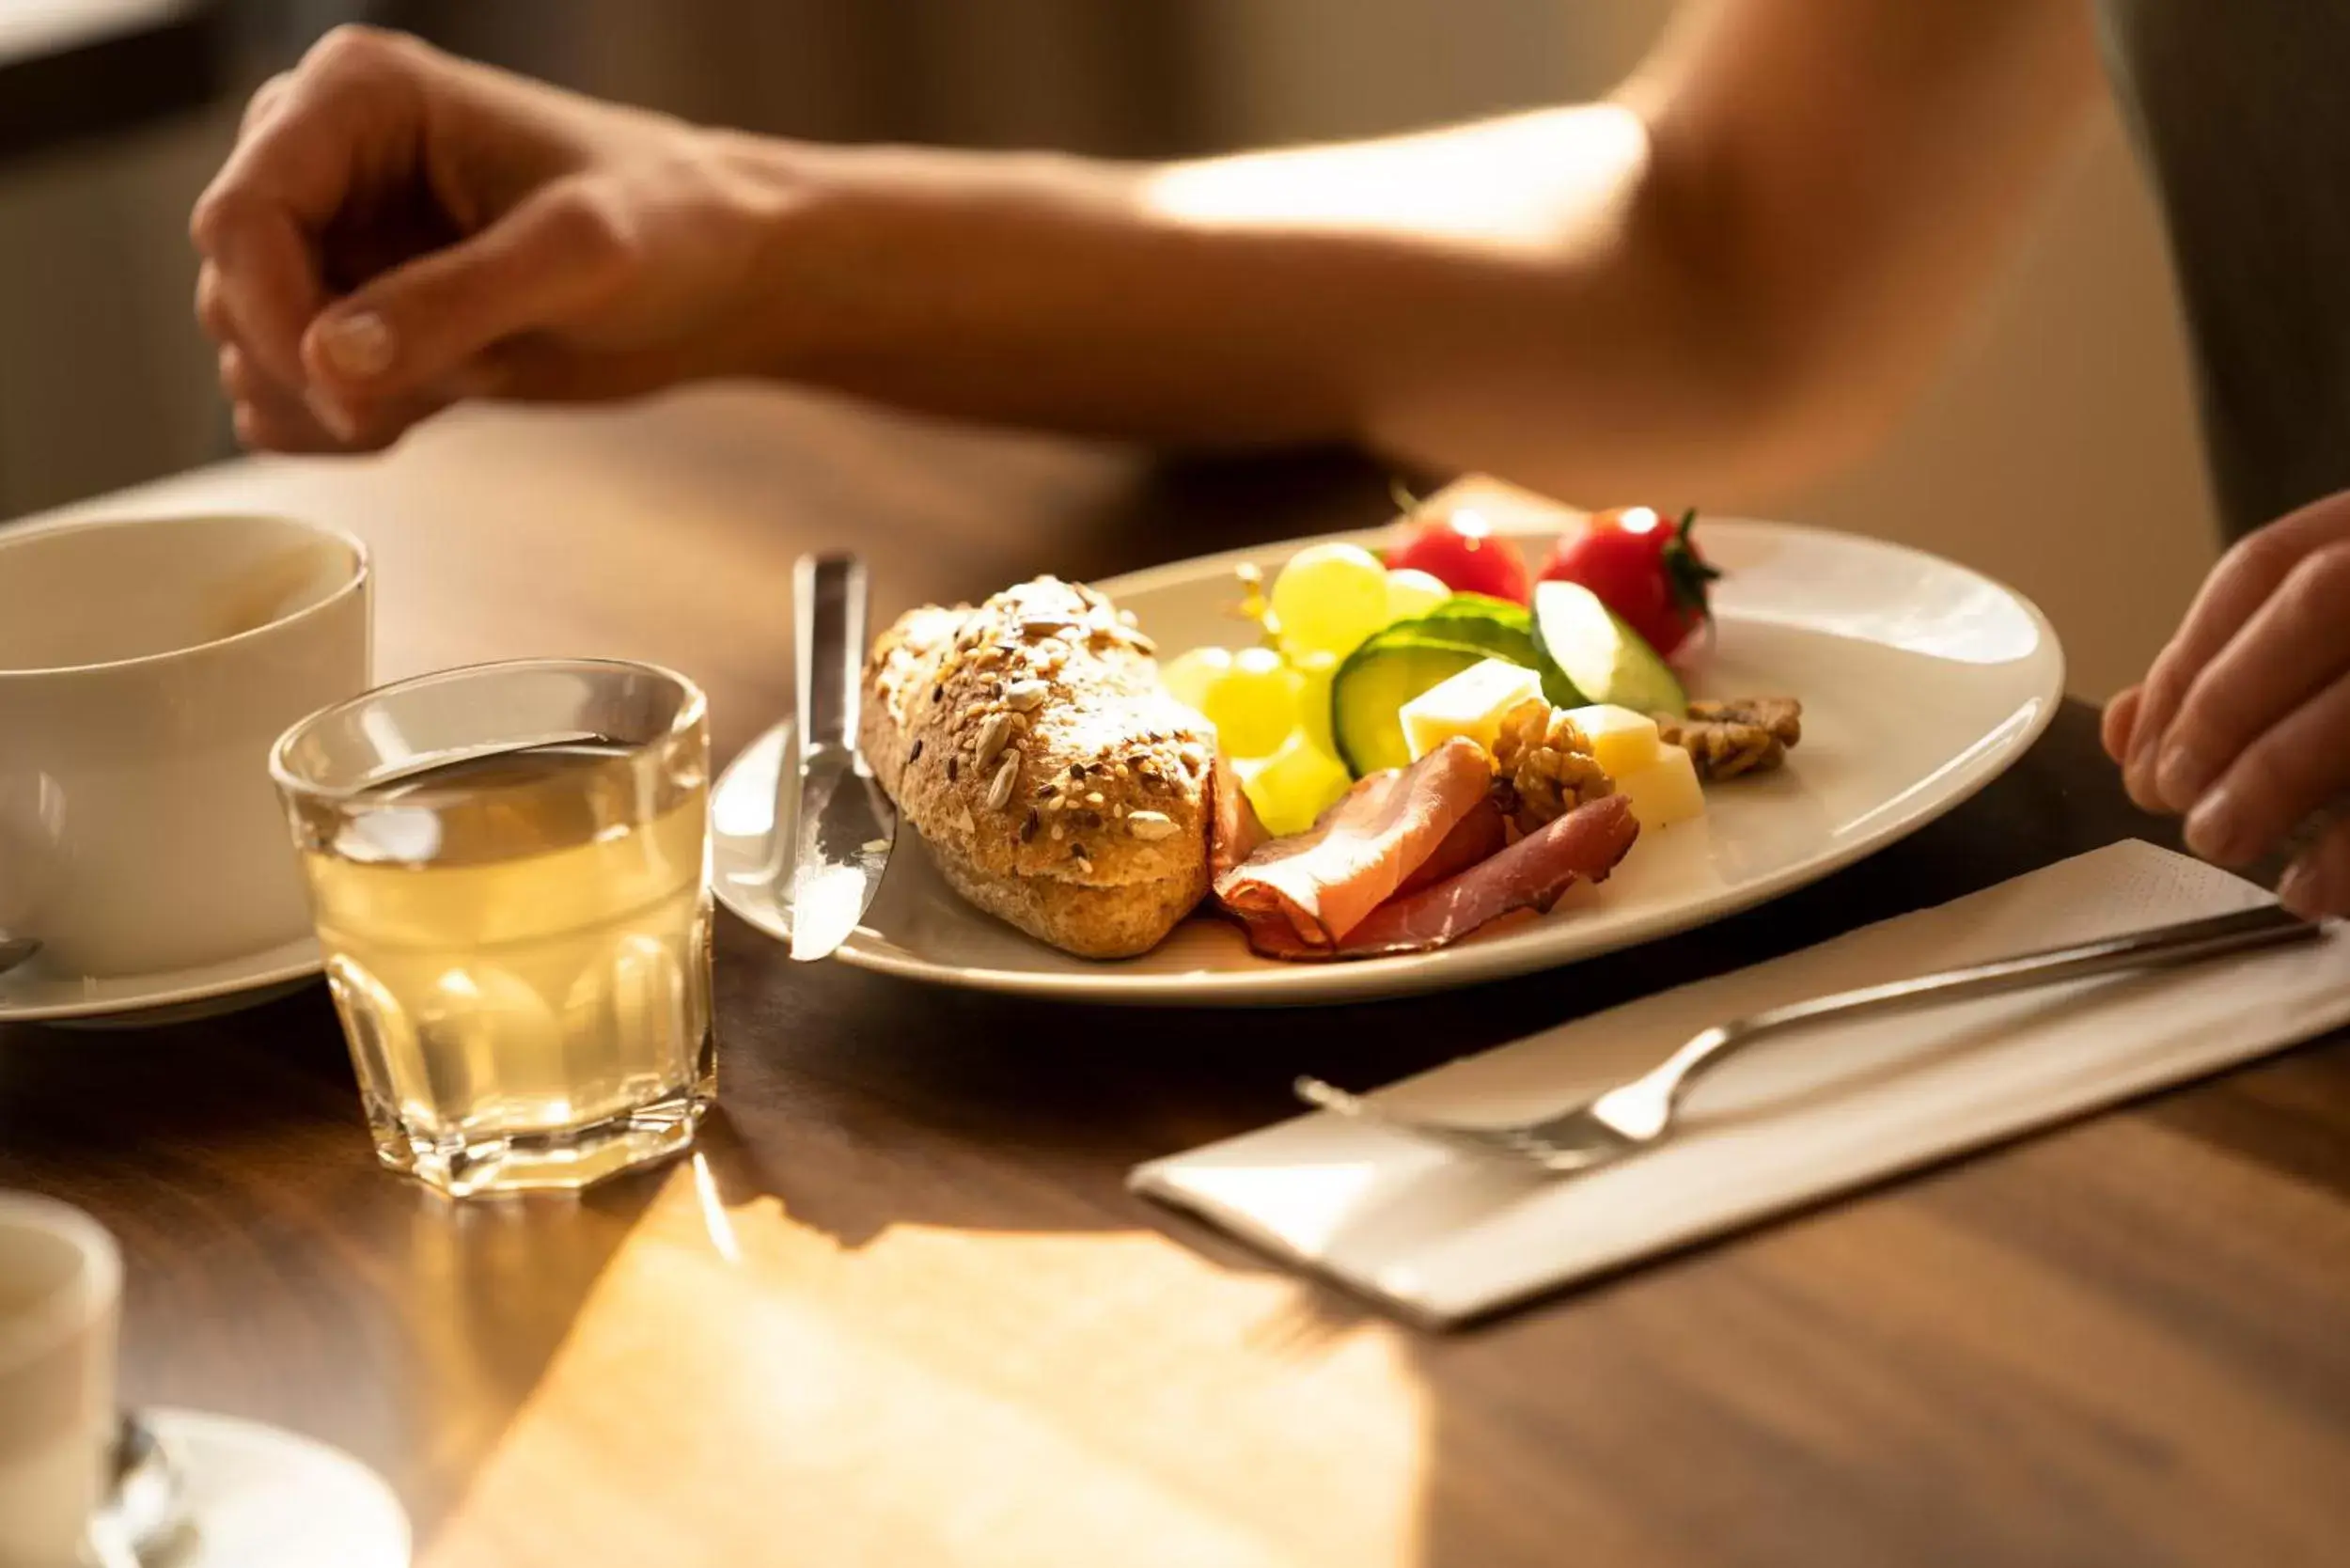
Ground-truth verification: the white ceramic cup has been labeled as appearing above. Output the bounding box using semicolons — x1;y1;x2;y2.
0;513;371;978
0;1196;121;1568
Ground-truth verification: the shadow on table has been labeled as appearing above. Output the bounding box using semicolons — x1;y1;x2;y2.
2142;1044;2350;1202
0;980;672;1531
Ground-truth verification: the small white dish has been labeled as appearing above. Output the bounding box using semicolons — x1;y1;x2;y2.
0;937;321;1028
711;513;2065;1006
133;1406;408;1568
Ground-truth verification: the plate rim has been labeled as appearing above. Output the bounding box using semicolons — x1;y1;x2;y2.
713;516;2065;1005
1092;511;2054;620
0;938;322;1024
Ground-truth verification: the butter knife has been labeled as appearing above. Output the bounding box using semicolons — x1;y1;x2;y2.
782;554;897;962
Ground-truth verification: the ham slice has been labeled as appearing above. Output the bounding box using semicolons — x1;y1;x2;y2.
1392;796;1508;898
1214;738;1494;951
1209;753;1269;879
1237;793;1638;962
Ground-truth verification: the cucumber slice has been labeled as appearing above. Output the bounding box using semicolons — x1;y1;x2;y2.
1329;600;1545;776
1415;592;1535;635
1531;580;1688;718
1386;602;1538;667
1329;636;1492;776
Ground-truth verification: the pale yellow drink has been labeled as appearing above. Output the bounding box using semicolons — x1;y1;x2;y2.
275;663;717;1200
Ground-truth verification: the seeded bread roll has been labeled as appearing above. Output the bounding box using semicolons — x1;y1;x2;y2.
859;576;1214;959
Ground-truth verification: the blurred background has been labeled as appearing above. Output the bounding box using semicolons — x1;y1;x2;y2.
0;0;2213;698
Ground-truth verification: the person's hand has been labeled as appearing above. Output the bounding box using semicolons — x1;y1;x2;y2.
192;26;806;451
2103;488;2350;917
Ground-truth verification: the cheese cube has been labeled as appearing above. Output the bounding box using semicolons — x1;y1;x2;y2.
1559;703;1660;780
1400;659;1544;760
1613;743;1705;831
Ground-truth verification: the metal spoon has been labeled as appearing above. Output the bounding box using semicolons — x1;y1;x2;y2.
86;1412;188;1565
0;935;39;977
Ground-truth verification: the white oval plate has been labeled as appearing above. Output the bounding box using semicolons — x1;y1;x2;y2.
713;516;2063;1005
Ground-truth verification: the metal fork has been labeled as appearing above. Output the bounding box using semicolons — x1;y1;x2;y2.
1295;903;2327;1174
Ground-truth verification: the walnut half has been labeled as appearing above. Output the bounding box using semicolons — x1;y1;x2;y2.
1491;699;1615;834
1655;697;1803;780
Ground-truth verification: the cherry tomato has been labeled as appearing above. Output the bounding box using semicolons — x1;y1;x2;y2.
1386;505;1531;605
1538;506;1718;660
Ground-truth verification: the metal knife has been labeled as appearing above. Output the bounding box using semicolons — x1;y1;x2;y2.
781;553;897;962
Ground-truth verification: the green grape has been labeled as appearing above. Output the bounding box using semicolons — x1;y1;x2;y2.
1158;645;1232;713
1198;646;1300;760
1291;650;1339;754
1241;731;1355;838
1271;542;1389;660
1385;567;1453;624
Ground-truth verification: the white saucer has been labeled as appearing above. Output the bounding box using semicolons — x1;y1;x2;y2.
140;1406;410;1568
0;936;321;1027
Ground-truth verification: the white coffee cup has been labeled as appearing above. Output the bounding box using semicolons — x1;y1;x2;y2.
0;513;371;978
0;1195;121;1568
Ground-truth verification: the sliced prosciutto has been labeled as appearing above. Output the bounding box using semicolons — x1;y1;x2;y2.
1214;738;1493;951
1210;752;1269;879
1392;796;1507;898
1238;793;1637;962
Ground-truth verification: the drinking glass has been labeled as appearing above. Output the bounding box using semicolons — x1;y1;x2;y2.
272;659;715;1197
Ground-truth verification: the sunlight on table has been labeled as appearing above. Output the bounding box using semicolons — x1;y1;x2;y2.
421;1158;1434;1568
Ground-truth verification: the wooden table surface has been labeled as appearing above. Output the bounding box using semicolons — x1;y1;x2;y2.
3;387;2346;1568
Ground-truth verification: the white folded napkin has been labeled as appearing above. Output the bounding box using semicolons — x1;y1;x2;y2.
1131;841;2350;1326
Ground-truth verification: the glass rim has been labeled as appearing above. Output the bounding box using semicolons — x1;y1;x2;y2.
268;655;708;809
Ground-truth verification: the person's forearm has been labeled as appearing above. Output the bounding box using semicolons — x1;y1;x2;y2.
192;5;2096;473
736;111;1775;498
721;0;2096;505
